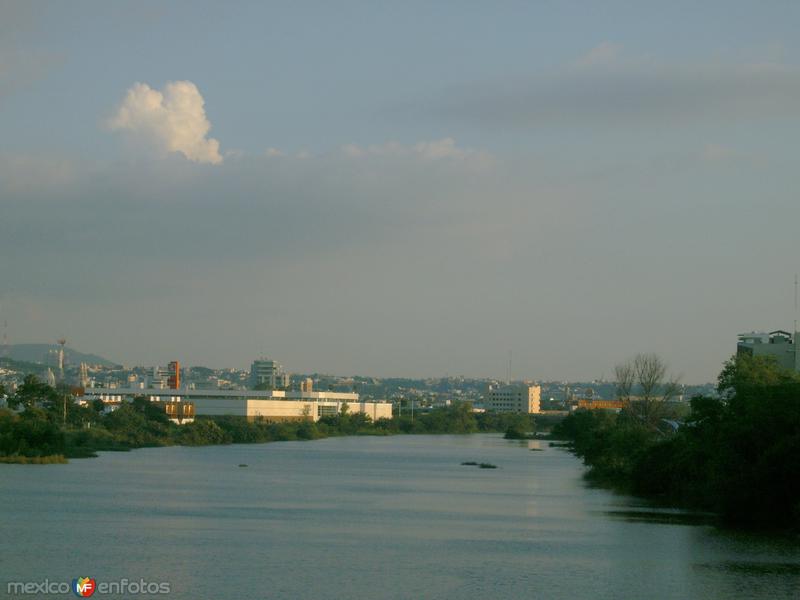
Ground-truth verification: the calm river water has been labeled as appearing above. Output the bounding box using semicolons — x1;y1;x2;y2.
1;434;798;599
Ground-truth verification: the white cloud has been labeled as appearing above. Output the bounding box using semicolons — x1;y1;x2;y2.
108;80;222;165
339;137;488;162
413;138;467;160
572;42;623;68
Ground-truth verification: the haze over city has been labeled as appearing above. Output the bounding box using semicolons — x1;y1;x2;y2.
3;1;800;382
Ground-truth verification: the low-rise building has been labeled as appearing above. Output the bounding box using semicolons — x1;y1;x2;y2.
576;398;624;411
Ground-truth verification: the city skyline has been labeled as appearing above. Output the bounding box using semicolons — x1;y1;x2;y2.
3;2;800;382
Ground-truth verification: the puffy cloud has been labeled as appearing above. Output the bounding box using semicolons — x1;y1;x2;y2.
108;80;222;165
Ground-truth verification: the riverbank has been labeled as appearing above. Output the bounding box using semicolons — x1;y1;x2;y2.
1;401;564;463
551;390;800;532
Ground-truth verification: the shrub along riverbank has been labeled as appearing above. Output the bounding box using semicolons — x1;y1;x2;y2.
1;376;557;462
552;355;800;531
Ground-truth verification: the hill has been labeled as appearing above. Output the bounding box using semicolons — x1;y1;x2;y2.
2;344;119;368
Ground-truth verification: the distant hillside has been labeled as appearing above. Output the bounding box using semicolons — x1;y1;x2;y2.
0;356;50;375
2;344;119;368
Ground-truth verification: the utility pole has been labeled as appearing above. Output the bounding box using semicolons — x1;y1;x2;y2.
794;274;798;335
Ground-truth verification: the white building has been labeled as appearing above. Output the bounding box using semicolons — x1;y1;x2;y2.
485;384;541;414
80;387;392;422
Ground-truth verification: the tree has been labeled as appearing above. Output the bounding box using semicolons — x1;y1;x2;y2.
9;374;56;411
615;353;680;427
614;362;634;404
717;353;800;398
131;395;169;423
0;409;65;457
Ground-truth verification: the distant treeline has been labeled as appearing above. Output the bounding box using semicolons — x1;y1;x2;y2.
0;376;558;463
552;354;800;531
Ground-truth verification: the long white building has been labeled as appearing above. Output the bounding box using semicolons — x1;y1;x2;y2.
80;387;392;422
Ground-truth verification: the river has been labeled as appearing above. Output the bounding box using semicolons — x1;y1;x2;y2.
1;434;798;599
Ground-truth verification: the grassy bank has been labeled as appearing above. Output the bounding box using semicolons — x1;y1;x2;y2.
0;454;68;464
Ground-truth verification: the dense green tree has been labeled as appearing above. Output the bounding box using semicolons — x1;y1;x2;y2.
180;419;231;445
9;374;56;410
717;353;800;397
0;408;65;457
131;396;170;424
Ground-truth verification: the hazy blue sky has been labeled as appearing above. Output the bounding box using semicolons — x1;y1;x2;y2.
2;1;800;382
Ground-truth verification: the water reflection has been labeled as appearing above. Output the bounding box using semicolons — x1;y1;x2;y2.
600;509;718;526
0;434;798;600
695;562;800;575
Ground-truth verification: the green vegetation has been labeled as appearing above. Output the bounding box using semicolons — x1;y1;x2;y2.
502;418;536;440
0;454;68;464
1;378;551;463
379;404;540;436
552;354;800;531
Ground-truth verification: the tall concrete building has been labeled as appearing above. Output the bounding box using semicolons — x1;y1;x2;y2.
250;358;289;390
485;384;541;414
78;362;89;388
149;366;168;389
46;348;64;375
737;330;799;372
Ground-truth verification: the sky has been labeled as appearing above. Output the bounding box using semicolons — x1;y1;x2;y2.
2;1;800;382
